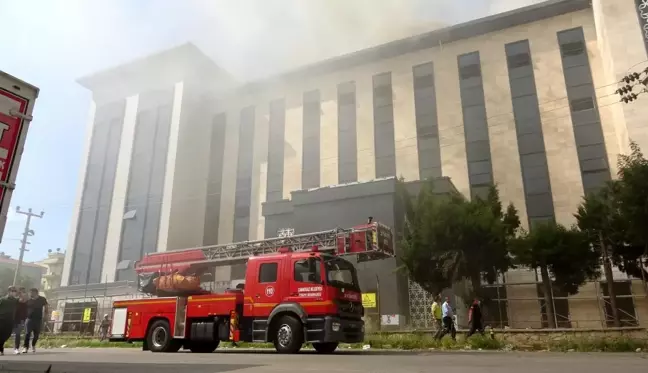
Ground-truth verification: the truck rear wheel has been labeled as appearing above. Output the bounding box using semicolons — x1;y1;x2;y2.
273;315;303;354
188;341;220;353
313;342;338;354
147;320;181;353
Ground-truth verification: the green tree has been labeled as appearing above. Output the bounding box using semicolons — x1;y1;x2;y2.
398;180;520;299
574;182;624;327
510;222;600;328
615;141;648;274
0;268;33;294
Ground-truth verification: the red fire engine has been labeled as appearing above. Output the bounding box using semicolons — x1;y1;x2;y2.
109;220;394;354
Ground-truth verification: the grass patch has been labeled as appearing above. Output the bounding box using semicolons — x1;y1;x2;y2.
4;333;645;353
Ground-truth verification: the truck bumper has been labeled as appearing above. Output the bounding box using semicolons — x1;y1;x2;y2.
321;316;364;343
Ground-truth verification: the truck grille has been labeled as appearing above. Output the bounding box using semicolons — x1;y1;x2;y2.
335;299;363;318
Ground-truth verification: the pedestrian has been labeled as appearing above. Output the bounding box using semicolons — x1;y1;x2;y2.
439;296;456;341
431;294;443;340
23;288;48;354
99;314;110;341
0;286;19;356
13;287;28;354
467;297;485;338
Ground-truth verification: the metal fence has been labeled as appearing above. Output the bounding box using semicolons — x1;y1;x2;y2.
407;277;648;330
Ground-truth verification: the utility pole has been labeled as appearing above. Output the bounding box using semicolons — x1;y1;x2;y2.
13;206;44;286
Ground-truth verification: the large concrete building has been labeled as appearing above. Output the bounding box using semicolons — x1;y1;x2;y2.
61;0;648;328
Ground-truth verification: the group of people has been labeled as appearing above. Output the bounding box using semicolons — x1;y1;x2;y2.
0;286;48;355
431;295;484;341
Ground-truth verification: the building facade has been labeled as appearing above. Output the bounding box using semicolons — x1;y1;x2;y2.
62;0;648;327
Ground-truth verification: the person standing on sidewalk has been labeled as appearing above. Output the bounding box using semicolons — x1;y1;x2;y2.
467;297;485;338
431;295;443;340
13;288;28;354
0;286;19;356
439;296;456;341
23;288;48;354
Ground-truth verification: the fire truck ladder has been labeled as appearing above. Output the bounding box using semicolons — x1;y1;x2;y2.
135;223;388;274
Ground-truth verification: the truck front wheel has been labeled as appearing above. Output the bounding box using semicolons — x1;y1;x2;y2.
147;320;181;353
273;315;304;354
313;342;338;354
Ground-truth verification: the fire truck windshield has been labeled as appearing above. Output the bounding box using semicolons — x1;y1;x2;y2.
324;256;360;291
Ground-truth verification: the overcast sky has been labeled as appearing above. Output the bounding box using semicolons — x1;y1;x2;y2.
0;0;543;263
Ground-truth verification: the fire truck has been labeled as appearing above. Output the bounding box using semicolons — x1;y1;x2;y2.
109;220;394;354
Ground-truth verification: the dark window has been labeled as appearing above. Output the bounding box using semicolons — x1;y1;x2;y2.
558;27;610;193
570;97;595;112
506;39;555;225
293;258;322;283
302;90;321;189
537;285;572;328
560;41;585;56
337;82;357;183
372;73;396;178
481;285;509;328
600;281;638;327
507;53;531;69
459;64;481;80
259;262;278;283
266;99;285;202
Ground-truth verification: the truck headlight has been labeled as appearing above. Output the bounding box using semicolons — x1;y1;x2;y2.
332;322;341;332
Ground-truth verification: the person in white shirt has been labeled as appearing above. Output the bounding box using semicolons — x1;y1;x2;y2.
438;297;457;341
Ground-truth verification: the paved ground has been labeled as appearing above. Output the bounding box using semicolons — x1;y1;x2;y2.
0;348;646;373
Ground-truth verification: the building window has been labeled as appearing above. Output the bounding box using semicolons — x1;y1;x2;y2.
557;27;610;194
233;106;255;242
372;72;396;178
537;285;572;328
600;281;638;327
413;62;441;180
458;52;493;200
203;113;227;246
337;82;358;184
302;90;321;189
266;99;285;202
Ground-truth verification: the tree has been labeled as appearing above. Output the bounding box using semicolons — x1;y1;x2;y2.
615;141;648;275
574;182;625;326
398;180;520;299
510;222;600;328
0;268;33;294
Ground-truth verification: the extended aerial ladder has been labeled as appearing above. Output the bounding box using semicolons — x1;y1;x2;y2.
135;220;395;293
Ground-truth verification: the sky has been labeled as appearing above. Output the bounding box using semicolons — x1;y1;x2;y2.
0;0;543;263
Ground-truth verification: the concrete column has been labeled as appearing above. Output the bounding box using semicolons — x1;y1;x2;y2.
435;53;470;198
157;81;184;252
61;102;96;287
392;66;419;182
283;93;303;198
356;75;376;182
100;94;139;282
320;84;339;187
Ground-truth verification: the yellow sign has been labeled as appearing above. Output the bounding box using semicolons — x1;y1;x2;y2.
82;308;92;323
362;293;377;308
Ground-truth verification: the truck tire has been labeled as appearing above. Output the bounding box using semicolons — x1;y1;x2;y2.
312;342;338;354
188;341;220;353
272;315;303;354
147;320;182;353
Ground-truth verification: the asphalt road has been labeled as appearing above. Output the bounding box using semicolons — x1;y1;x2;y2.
0;348;646;373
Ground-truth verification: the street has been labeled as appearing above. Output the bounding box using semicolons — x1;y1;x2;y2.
0;348;646;373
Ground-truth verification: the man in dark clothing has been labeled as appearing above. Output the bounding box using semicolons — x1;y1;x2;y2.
467;298;485;337
13;287;28;354
23;288;48;354
0;286;19;356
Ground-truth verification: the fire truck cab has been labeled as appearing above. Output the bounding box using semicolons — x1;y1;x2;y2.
109;221;394;354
